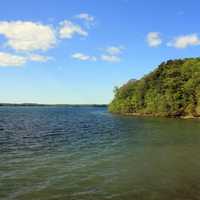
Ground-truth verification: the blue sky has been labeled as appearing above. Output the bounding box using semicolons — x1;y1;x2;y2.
0;0;200;104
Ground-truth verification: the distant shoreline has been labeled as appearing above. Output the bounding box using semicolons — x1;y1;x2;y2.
0;103;108;107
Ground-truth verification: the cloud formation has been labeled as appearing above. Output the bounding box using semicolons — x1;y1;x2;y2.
101;54;121;62
75;13;94;22
71;45;124;63
0;21;56;51
28;54;51;62
147;32;162;47
0;52;26;67
59;20;88;39
0;18;124;67
72;53;97;61
0;52;51;67
105;46;123;55
167;34;200;48
0;19;91;67
101;46;124;63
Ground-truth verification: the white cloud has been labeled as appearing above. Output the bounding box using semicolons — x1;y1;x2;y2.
72;45;124;63
101;54;121;62
0;52;53;67
167;34;200;48
72;53;97;61
0;21;56;51
0;52;27;67
100;45;124;63
28;54;52;62
147;32;162;47
75;13;94;22
59;20;88;39
105;46;123;55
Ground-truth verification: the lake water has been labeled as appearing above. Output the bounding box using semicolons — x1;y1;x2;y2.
1;106;200;200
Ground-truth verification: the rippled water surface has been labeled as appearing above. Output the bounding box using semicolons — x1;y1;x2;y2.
1;106;200;200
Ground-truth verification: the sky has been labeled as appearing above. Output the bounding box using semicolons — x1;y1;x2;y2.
0;0;200;104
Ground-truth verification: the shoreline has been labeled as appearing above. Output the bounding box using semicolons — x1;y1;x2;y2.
112;112;200;119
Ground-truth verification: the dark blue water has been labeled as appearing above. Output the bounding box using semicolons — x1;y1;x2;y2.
1;106;200;200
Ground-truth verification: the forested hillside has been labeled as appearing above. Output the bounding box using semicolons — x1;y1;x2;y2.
109;58;200;117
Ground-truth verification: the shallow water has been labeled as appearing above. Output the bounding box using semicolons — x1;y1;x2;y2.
1;106;200;200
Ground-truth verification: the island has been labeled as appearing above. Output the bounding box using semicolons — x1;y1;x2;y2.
109;58;200;118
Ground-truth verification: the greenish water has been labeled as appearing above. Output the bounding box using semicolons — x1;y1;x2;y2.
1;106;200;200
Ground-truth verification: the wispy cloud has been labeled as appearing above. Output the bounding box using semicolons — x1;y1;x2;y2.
105;46;124;55
101;54;121;62
147;32;162;47
167;34;200;48
100;46;124;63
75;13;95;28
59;20;88;39
0;52;27;67
72;53;97;61
28;54;52;62
75;13;94;22
0;52;52;67
72;45;124;63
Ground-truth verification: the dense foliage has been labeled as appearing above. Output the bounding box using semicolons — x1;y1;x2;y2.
109;58;200;117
